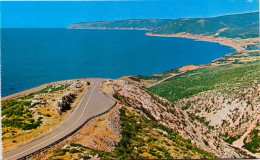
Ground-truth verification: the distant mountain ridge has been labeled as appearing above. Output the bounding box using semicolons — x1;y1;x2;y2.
68;19;173;30
68;12;259;39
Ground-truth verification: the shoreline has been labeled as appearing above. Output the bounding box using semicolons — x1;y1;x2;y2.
1;78;110;101
68;28;245;52
146;32;245;51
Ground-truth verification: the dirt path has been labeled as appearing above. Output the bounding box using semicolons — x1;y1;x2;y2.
146;72;185;88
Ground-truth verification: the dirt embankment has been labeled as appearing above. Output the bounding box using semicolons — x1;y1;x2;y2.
31;103;122;160
179;65;200;72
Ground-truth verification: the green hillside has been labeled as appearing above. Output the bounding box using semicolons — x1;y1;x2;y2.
68;12;259;39
151;12;259;38
149;61;259;102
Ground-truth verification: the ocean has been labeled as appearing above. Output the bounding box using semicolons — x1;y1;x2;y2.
1;28;235;97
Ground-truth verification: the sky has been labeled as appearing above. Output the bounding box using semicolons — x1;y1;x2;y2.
1;0;259;28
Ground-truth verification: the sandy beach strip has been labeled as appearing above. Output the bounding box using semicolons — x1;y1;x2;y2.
146;32;245;51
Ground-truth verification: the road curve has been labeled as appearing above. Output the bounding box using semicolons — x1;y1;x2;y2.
3;78;116;160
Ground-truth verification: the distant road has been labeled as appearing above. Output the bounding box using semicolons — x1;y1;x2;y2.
146;72;186;88
3;78;116;160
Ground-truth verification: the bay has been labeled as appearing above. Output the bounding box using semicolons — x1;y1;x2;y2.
1;28;235;97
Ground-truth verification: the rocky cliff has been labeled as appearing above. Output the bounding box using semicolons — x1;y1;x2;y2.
107;80;247;158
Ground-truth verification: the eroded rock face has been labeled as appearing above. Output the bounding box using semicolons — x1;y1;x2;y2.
108;80;246;158
174;81;260;158
75;105;122;152
176;84;260;132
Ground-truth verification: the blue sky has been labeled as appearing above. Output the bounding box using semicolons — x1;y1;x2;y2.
1;0;259;28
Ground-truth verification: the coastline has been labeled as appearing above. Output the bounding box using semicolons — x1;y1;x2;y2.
1;78;113;101
67;27;149;31
67;28;245;52
146;32;245;51
1;78;87;101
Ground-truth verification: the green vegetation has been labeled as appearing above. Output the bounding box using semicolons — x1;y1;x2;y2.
248;51;260;56
1;84;70;136
163;68;180;74
129;75;167;82
148;62;259;102
218;27;259;39
22;84;70;100
243;129;260;153
222;132;242;144
53;149;67;157
2;100;42;134
50;108;218;159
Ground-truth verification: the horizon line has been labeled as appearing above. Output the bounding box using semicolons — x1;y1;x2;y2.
2;11;258;28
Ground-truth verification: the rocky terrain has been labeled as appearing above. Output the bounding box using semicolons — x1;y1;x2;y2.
108;80;247;158
44;72;258;159
175;80;260;158
44;83;218;159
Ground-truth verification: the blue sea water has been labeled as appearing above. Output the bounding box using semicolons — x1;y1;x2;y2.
1;28;235;97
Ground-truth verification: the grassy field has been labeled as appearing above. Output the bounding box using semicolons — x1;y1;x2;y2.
148;61;259;102
2;99;42;134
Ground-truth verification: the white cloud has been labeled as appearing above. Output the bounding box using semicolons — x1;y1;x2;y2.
247;0;254;2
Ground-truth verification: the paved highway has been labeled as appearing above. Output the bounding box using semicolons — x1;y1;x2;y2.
3;78;116;160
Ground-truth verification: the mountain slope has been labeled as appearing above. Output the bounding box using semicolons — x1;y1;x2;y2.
151;12;259;38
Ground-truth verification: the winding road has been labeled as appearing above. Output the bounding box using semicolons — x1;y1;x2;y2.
3;78;116;160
